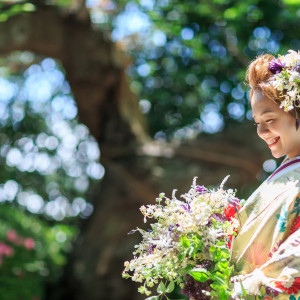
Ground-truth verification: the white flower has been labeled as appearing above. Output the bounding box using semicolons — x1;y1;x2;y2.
287;90;297;100
281;280;294;288
290;71;300;81
207;227;223;242
271;50;300;111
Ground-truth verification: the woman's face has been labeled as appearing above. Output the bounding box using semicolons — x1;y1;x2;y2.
251;91;300;159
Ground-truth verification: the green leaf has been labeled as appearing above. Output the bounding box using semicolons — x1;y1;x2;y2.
224;7;239;19
181;236;190;248
166;281;175;293
157;281;166;293
189;272;208;282
184;265;193;272
241;282;247;296
219;261;229;270
188;268;210;282
177;252;184;261
282;0;300;5
122;272;130;279
54;0;72;7
211;273;226;285
209;245;215;252
190;267;209;273
188;246;195;256
211;218;217;226
159;192;165;198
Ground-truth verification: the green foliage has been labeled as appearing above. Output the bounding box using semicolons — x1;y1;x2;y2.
187;268;209;282
0;2;35;22
0;204;77;300
184;239;233;300
157;281;167;293
120;0;300;139
53;0;72;7
179;233;203;259
0;56;101;221
282;0;300;5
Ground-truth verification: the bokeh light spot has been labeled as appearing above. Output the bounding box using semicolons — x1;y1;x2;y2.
263;159;277;173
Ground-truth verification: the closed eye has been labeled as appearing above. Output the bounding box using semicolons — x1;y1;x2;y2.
254;119;273;126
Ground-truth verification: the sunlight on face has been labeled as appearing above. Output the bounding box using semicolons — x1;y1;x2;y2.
251;91;300;159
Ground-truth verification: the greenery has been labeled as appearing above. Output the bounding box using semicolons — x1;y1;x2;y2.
121;0;300;138
0;204;77;300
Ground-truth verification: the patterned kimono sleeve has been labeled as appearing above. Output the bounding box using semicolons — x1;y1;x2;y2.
258;196;300;296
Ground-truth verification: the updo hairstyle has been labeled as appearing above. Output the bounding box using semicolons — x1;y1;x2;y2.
246;54;281;105
246;54;300;118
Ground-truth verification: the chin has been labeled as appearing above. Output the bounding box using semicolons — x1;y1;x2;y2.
270;152;284;159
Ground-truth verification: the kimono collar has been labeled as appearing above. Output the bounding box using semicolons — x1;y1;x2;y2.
267;156;300;182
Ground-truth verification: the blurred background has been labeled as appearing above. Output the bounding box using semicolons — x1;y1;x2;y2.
0;0;298;299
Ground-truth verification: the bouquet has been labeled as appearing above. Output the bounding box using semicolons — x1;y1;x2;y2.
122;176;243;300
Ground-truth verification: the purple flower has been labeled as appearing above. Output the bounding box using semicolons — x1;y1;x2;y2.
265;286;279;297
228;197;240;207
148;244;156;254
196;185;208;194
208;213;227;224
269;58;285;74
181;203;191;212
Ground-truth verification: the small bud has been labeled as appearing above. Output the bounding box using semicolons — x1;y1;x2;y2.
122;271;130;278
239;199;246;206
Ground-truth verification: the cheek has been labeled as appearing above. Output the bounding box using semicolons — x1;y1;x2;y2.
269;121;286;134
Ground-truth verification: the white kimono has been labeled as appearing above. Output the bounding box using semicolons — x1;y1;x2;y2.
231;157;300;300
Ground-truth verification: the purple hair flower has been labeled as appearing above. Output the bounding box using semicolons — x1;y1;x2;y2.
269;58;285;74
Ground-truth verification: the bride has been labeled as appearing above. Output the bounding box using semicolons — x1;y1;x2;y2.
230;50;300;299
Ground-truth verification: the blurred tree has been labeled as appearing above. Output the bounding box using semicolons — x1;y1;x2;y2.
0;0;300;299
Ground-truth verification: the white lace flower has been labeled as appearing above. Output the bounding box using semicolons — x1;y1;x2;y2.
290;71;300;81
270;50;300;111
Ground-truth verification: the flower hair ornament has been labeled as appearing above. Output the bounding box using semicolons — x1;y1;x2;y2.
269;50;300;130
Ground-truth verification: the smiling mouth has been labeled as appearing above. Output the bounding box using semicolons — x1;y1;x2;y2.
267;137;280;148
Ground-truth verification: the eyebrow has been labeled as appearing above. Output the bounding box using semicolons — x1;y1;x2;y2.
252;109;275;119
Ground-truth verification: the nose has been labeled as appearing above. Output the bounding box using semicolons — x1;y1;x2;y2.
257;123;269;138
